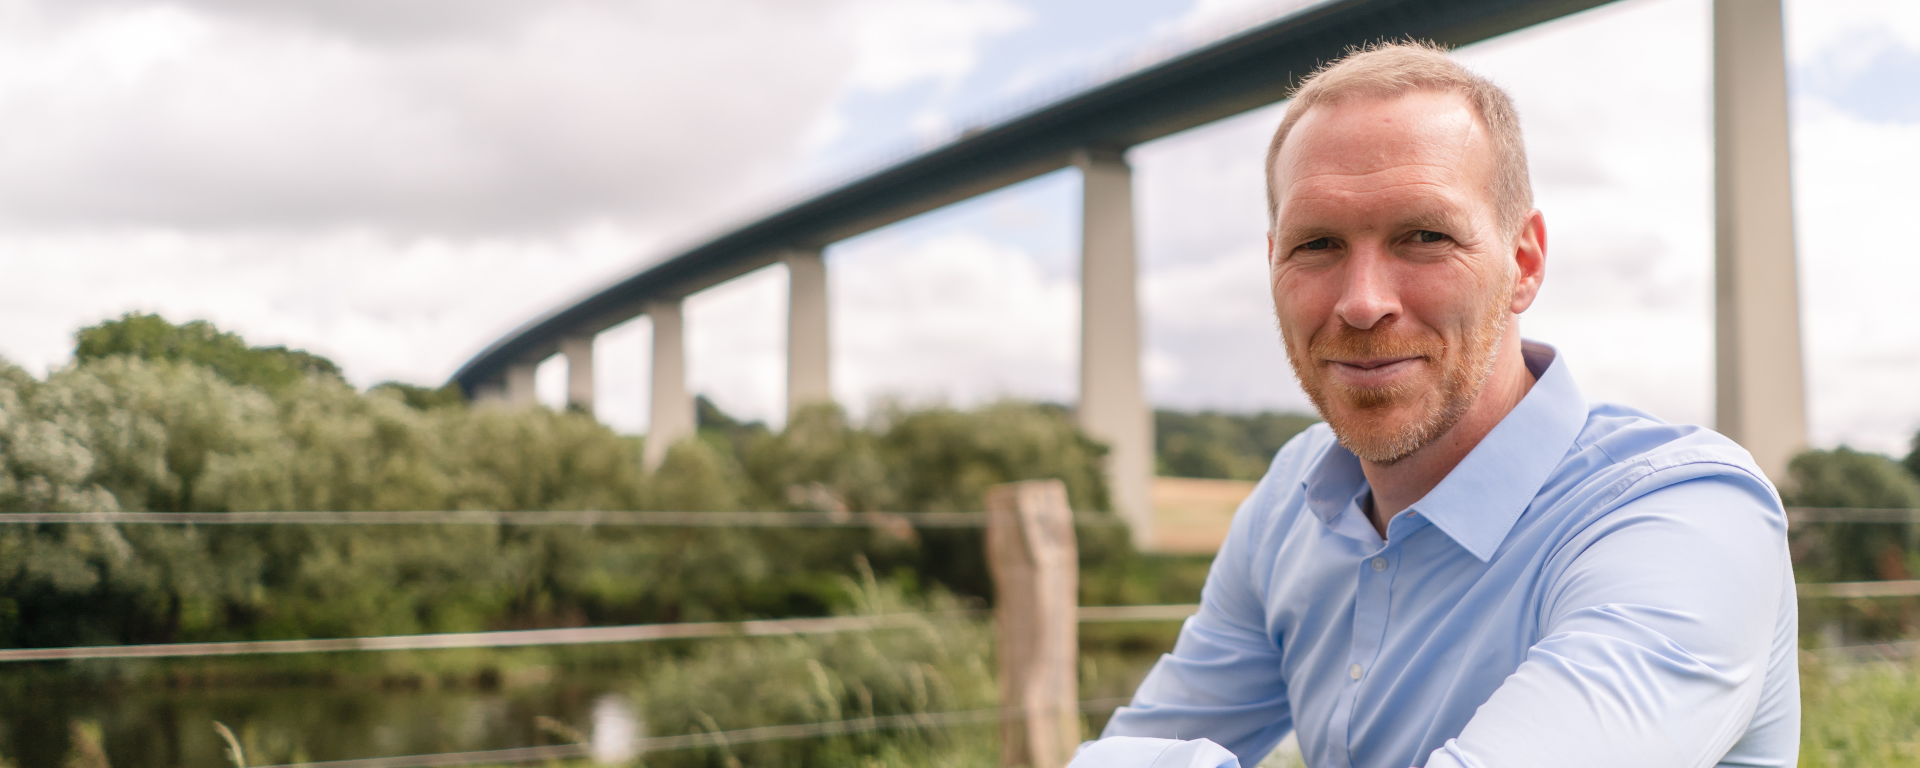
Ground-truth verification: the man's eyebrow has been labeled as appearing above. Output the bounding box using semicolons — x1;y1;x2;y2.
1399;211;1469;232
1274;225;1339;244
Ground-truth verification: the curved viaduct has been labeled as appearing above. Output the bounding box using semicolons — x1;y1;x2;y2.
452;0;1807;545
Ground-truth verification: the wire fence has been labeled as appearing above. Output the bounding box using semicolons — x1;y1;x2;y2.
0;510;1127;528
0;605;1200;663
1785;507;1920;525
0;505;1896;527
6;504;1915;765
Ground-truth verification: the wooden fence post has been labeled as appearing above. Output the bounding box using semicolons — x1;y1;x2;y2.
986;479;1079;768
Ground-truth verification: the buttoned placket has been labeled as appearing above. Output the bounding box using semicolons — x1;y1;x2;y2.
1326;508;1426;767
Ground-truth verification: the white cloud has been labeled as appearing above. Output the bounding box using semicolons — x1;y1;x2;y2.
0;224;655;386
685;267;789;427
843;0;1031;92
0;0;855;233
1786;0;1920;65
831;228;1077;413
1791;97;1920;453
1131;101;1307;413
1175;0;1323;35
0;0;896;417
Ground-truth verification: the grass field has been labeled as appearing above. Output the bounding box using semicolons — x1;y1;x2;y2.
1800;656;1920;767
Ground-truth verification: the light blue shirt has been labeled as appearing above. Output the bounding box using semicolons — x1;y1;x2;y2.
1091;342;1799;768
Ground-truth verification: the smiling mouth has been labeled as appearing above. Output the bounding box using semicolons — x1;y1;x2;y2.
1331;356;1420;371
1326;356;1424;386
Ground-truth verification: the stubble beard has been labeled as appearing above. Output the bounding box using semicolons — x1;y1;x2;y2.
1283;289;1512;465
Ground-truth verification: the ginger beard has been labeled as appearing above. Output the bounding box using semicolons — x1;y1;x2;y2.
1284;282;1513;465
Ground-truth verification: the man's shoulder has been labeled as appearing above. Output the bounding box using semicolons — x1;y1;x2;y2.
1270;420;1337;475
1227;423;1335;534
1565;401;1779;512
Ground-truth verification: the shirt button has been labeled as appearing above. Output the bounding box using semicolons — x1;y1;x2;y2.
1370;557;1387;572
1349;663;1364;680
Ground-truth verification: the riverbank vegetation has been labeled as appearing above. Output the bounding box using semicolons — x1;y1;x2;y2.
5;313;1920;766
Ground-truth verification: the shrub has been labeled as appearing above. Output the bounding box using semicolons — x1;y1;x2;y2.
1786;447;1920;584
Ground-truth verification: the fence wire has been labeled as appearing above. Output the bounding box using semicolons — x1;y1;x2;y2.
1786;507;1920;525
0;510;1126;527
0;506;1898;527
0;605;1199;662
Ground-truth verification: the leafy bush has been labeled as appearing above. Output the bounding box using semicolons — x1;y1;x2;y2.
1786;447;1920;584
1154;410;1317;481
74;313;342;393
0;313;1145;652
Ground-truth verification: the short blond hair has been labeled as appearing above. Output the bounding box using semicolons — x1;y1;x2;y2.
1264;40;1532;237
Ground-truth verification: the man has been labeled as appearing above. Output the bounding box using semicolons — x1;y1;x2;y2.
1073;42;1799;768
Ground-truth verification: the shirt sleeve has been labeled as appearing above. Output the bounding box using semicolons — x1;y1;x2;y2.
1425;474;1795;768
1097;481;1296;765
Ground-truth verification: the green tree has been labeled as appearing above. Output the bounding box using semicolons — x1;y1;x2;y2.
1786;447;1920;583
74;312;343;392
0;315;1160;651
1155;410;1318;480
368;381;465;411
1905;429;1920;485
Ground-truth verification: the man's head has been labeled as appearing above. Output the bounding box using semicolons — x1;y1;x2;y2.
1265;41;1546;465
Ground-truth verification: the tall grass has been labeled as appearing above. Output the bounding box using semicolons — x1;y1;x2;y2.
1800;658;1920;767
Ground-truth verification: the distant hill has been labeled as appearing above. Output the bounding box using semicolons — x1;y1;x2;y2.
1155;409;1319;481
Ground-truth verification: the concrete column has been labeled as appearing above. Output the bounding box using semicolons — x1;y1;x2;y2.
506;362;539;407
561;335;595;414
642;299;696;472
785;249;833;417
1075;147;1154;548
471;378;508;406
1714;0;1807;484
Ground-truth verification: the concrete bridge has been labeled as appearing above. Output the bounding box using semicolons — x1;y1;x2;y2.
451;0;1808;545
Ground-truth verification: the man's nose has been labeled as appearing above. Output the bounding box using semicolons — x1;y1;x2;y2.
1332;246;1400;331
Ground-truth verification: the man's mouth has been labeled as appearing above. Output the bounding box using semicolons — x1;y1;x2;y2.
1326;356;1423;387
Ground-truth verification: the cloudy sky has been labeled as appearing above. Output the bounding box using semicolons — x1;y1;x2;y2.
0;0;1915;455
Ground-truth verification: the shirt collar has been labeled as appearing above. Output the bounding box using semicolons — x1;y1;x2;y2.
1300;340;1588;561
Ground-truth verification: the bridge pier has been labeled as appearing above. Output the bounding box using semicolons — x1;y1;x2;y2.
643;299;695;472
1713;0;1807;483
561;335;595;414
785;249;833;417
506;362;538;407
1075;147;1154;548
470;377;507;404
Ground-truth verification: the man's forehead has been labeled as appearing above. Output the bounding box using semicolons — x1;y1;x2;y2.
1275;90;1486;185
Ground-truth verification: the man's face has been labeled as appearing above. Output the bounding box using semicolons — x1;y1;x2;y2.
1268;90;1525;464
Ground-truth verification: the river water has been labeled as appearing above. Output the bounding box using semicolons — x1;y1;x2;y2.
0;671;636;767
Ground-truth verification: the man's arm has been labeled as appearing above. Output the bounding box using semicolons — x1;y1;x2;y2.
1426;474;1796;768
1099;488;1295;765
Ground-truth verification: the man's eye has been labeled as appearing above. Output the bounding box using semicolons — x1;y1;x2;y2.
1413;230;1445;243
1301;237;1332;251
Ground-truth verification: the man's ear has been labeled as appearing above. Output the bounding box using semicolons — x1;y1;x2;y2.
1508;210;1546;314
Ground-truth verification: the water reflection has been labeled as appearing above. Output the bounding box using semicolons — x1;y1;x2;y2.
589;694;640;764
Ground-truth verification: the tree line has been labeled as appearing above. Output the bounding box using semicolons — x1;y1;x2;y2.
0;314;1144;652
0;312;1913;652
